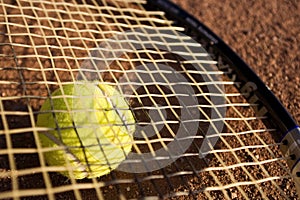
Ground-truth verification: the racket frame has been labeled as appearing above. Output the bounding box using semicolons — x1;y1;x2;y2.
146;0;300;194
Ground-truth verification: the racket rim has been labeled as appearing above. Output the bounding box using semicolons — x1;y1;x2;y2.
146;0;298;134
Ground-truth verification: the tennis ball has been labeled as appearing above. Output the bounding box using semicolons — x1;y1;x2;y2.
36;83;135;179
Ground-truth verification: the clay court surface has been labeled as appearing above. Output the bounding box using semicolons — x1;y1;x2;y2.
174;0;299;124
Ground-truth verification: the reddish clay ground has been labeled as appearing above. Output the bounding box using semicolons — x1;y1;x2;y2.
173;0;299;125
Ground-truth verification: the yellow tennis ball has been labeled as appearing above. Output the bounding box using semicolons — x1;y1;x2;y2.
37;83;135;179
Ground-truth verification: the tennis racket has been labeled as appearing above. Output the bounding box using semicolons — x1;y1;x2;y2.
0;0;299;199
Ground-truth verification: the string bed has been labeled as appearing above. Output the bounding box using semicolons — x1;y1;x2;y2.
0;0;296;199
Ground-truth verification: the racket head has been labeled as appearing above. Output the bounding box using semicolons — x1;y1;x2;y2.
0;0;299;199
